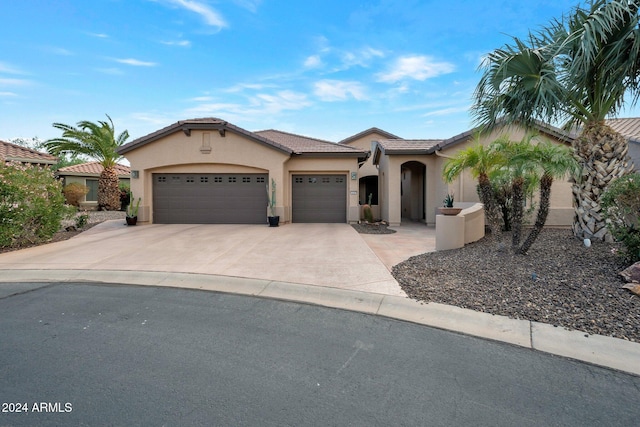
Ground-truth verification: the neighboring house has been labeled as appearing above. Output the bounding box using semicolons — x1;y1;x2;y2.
604;117;640;171
117;118;368;224
0;139;57;166
56;162;131;209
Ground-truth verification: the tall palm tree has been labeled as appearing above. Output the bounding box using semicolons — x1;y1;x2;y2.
44;115;129;210
442;139;506;241
518;141;579;254
473;0;639;240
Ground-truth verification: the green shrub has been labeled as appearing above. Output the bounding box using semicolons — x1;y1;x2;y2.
601;173;640;263
0;162;67;248
363;204;374;223
75;212;89;229
62;182;89;206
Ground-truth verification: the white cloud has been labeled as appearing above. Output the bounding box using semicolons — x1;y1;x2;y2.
0;78;31;86
223;83;277;93
164;0;227;29
96;68;125;75
377;55;455;83
422;106;470;117
314;80;367;102
0;91;18;97
47;47;74;56
304;55;323;69
114;58;158;67
251;90;311;113
340;47;384;68
189;96;214;102
232;0;262;13
161;40;191;47
87;32;109;38
0;62;25;75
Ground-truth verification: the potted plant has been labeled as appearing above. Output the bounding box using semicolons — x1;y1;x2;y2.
126;192;141;226
267;178;279;227
438;192;462;215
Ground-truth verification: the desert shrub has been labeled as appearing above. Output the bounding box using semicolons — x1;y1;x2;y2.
0;162;67;248
362;204;374;223
75;212;89;228
62;182;89;206
601;173;640;263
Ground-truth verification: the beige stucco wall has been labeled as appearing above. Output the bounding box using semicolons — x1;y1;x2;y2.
342;131;389;207
377;154;446;226
121;129;363;224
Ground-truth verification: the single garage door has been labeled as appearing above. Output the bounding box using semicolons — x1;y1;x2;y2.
153;173;268;224
292;175;347;223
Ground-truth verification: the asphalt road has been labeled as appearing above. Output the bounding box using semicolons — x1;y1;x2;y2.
1;282;639;426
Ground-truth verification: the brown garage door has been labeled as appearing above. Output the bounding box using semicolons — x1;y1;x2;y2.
153;173;268;224
292;175;347;223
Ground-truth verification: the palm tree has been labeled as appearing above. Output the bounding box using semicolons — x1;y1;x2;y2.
490;135;540;249
518;141;579;254
442;139;506;241
44;115;129;210
473;0;639;241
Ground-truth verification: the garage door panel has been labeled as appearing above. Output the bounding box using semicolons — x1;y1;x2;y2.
153;173;268;224
292;175;346;223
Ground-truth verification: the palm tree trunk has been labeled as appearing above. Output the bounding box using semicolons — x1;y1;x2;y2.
98;167;121;211
572;122;631;241
511;177;525;249
518;174;552;254
478;173;503;242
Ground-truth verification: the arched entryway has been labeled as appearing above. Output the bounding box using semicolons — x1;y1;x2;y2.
400;161;426;221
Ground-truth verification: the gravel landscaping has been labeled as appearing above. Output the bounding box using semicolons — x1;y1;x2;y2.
392;228;640;343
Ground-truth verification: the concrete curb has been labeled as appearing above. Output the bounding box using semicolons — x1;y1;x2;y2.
1;269;638;377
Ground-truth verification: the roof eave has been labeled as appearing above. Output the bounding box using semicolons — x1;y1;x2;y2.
118;120;294;156
5;156;56;165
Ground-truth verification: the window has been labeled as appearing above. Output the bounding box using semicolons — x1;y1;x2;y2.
228;177;237;183
256;177;265;183
214;176;223;183
200;176;208;183
242;177;251;183
86;179;98;201
157;176;167;183
186;176;195;183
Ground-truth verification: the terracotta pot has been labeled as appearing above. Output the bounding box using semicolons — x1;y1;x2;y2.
438;207;462;216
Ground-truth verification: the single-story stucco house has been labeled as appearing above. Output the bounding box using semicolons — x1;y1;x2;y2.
0;139;57;166
117;117;634;227
56;162;131;209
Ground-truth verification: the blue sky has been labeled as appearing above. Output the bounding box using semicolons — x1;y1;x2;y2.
1;0;620;143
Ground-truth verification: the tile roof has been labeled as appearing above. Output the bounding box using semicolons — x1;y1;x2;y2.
606;117;640;141
339;127;401;145
0;140;57;164
57;161;130;177
255;129;368;155
374;138;443;154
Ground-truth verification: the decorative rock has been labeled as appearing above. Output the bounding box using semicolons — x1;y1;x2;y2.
620;262;640;284
622;284;640;297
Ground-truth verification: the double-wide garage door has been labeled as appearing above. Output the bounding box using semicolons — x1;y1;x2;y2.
153;173;268;224
292;175;346;223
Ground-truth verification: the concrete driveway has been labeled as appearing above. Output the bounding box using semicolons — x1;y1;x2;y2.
0;221;435;296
